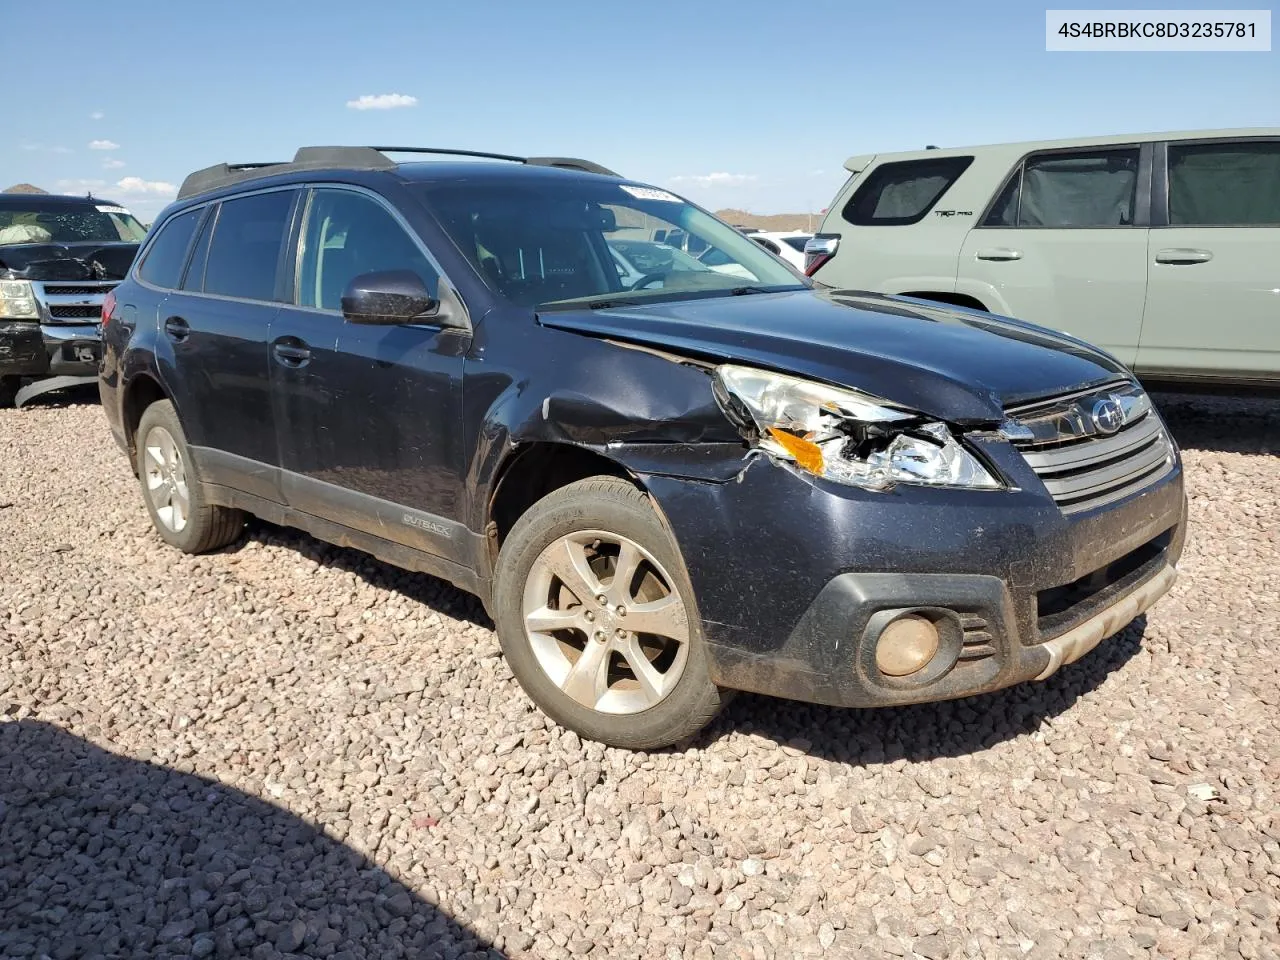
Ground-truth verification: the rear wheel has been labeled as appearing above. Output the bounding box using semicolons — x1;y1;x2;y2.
493;476;726;749
135;400;244;553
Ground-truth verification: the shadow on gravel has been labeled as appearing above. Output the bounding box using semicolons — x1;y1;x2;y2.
0;720;505;960
703;617;1148;764
1153;392;1279;456
236;517;493;630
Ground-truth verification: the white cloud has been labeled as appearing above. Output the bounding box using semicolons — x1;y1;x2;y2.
91;111;105;120
346;93;417;111
89;139;121;151
102;158;127;169
667;172;758;188
113;176;177;196
23;142;73;154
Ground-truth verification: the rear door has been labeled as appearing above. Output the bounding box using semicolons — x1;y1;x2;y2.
1137;137;1280;381
271;185;470;564
957;145;1151;365
160;188;300;502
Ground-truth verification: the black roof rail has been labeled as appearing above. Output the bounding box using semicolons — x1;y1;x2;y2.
177;146;619;201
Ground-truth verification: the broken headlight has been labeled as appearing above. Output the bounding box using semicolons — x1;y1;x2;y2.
713;364;1002;492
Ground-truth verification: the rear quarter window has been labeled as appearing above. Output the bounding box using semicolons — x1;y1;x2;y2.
137;209;201;289
842;156;973;226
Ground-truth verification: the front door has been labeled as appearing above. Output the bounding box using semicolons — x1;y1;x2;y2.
271;186;470;564
957;145;1150;366
1138;137;1280;381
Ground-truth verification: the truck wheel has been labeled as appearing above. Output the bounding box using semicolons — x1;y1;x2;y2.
0;377;18;409
135;399;244;553
493;476;727;750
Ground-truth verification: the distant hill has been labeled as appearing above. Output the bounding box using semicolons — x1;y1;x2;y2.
3;183;47;194
714;208;820;233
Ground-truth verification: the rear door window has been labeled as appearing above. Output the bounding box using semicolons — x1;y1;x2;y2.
137;209;200;288
201;190;298;301
842;156;973;225
1167;140;1280;225
986;148;1140;228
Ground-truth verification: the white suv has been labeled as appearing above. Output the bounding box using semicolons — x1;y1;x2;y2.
806;129;1280;392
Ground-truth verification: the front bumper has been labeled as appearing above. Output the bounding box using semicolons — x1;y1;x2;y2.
0;322;100;378
641;439;1186;709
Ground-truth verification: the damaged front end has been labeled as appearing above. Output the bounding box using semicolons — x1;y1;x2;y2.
0;241;138;406
710;364;1005;493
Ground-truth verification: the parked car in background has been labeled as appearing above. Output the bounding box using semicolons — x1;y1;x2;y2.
102;145;1184;749
749;231;812;270
608;238;715;288
806;129;1280;393
0;193;145;406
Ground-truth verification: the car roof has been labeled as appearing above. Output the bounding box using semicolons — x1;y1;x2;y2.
393;160;624;187
0;193;126;207
175;147;623;202
844;127;1280;171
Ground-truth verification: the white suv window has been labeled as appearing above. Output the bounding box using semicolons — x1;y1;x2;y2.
984;148;1140;228
1168;140;1280;226
842;157;973;226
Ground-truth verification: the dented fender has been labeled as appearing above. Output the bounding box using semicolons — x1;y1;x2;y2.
464;317;748;529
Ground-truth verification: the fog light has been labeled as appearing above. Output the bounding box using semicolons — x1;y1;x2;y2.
875;615;940;677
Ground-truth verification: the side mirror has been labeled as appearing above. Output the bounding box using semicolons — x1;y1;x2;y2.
340;270;439;326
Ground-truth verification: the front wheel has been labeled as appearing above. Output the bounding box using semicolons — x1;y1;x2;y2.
493;476;727;749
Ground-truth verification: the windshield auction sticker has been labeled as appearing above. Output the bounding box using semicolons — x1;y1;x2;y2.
1046;9;1271;50
620;185;682;202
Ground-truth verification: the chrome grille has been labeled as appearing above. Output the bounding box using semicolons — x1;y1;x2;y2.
1004;382;1175;514
33;280;118;323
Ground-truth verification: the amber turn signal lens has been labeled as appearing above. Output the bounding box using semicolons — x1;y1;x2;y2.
766;428;824;474
875;615;940;677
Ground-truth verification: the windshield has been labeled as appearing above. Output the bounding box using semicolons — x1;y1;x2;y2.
418;179;806;309
0;200;148;245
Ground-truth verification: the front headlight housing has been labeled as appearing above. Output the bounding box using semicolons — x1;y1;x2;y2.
0;280;39;319
713;364;1002;492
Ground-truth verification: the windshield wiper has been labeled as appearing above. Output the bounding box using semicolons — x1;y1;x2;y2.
728;286;775;296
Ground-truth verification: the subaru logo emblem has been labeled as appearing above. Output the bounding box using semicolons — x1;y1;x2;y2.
1091;397;1125;435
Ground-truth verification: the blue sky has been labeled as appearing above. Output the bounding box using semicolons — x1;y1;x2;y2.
4;0;1276;220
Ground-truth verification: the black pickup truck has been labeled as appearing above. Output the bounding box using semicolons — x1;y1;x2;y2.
0;193;144;407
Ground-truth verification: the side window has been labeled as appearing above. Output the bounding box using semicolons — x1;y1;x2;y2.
842;156;973;226
137;209;200;288
1168;140;1280;226
181;206;216;291
981;170;1022;227
1016;148;1139;227
202;190;297;301
752;237;781;255
297;189;438;311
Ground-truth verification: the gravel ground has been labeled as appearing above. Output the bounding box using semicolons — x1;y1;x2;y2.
1;390;1277;960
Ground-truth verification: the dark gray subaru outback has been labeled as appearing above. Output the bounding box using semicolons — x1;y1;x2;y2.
100;147;1186;748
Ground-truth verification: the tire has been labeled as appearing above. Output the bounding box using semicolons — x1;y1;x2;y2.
493;476;727;750
135;399;244;553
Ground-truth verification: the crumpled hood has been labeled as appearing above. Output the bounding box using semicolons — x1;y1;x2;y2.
0;241;139;281
538;288;1131;423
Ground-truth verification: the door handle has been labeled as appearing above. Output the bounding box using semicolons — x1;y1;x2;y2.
272;341;312;367
975;248;1022;262
163;316;190;342
1155;248;1213;265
